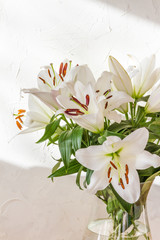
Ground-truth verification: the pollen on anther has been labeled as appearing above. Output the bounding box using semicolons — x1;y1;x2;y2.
125;164;129;175
120;178;125;189
16;120;22;130
59;62;63;75
105;102;108;109
48;69;51;78
63;63;68;77
53;77;56;86
39;77;46;84
110;161;117;170
109;178;112;183
86;95;90;106
18;109;26;114
125;173;129;184
108;167;111;178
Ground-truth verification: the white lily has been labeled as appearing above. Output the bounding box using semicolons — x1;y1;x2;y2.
14;95;54;133
95;71;133;122
109;55;160;99
75;128;160;203
57;80;105;133
23;60;96;111
145;86;160;113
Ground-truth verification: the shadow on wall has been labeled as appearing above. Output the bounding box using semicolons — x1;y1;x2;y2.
0;160;160;240
0;160;96;240
93;0;160;24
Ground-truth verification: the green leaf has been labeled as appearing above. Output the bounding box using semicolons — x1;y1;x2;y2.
136;95;149;102
58;130;72;170
71;126;83;152
48;159;82;178
86;169;93;185
76;166;84;190
98;130;125;144
135;106;145;124
110;184;132;214
50;161;61;181
139;170;160;205
145;142;160;154
36;118;61;143
108;120;132;133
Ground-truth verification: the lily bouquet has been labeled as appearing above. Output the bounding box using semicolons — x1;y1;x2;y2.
14;55;160;239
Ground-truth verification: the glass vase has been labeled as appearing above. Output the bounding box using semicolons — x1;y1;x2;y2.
83;184;152;240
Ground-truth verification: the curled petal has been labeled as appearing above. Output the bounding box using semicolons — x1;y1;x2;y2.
135;151;160;170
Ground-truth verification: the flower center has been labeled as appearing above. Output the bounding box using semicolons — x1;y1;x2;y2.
106;150;129;189
65;95;90;116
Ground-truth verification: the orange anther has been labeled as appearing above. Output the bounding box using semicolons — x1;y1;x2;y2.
16;121;22;130
120;178;125;189
86;95;90;106
63;63;68;77
108;167;111;178
125;164;129;175
39;77;46;84
110;161;117;170
109;178;112;183
59;62;63;75
48;69;51;78
125;173;129;184
18;109;26;114
53;77;55;86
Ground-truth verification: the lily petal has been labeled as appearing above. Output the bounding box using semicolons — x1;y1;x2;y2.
87;168;109;194
76;145;108;171
109;56;133;96
111;168;140;203
135;150;160;169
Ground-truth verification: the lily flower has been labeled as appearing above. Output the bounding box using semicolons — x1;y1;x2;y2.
75;128;160;203
109;55;160;99
56;70;133;132
23;60;95;112
145;86;160;113
56;80;105;133
14;95;54;133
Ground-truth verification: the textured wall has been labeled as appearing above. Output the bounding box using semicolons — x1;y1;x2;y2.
1;0;160;239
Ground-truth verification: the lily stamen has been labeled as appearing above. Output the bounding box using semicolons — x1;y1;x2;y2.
103;89;111;96
59;62;63;76
65;109;84;116
70;96;88;111
109;178;112;183
48;69;51;78
110;161;117;170
53;77;56;86
120;178;125;189
108;167;112;178
105;102;108;109
39;77;46;84
86;95;90;106
63;63;68;77
16;120;22;130
106;95;112;100
18;109;26;114
125;164;129;175
125;173;129;184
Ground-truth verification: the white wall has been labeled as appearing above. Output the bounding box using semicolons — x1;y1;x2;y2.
1;0;160;239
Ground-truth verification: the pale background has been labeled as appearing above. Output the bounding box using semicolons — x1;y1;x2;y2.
0;0;160;239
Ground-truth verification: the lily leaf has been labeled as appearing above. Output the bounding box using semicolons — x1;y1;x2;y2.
36;118;61;143
108;120;132;133
48;159;82;178
76;166;84;190
71;126;83;152
139;170;160;205
58;130;72;170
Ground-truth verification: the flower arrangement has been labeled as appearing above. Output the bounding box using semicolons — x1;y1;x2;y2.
14;55;160;239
